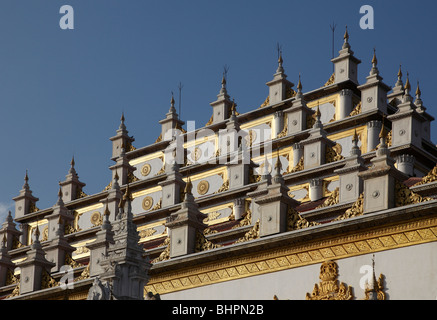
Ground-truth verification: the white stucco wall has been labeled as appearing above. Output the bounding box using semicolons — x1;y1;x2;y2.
161;241;437;300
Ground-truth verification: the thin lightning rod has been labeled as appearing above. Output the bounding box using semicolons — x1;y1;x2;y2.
178;82;183;117
330;22;337;73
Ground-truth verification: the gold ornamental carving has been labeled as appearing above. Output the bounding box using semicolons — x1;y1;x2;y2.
234;220;260;244
141;163;152;177
142;196;154;211
333;193;364;221
191;147;202;162
259;96;270;109
244;129;257;147
349;102;362;116
197;180;210;195
413;164;437;186
90;211;103;227
145;215;437;295
316;187;340;209
326;144;344;163
287;207;320;230
306;260;354;300
195;231;223;252
323;73;335;87
395;181;431;207
289;156;304;173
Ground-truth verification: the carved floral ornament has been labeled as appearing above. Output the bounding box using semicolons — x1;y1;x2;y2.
274;260;386;300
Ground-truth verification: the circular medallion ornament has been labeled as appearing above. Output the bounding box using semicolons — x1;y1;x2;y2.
197;180;210;195
244;129;257;147
191;147;202;162
142;196;154;211
141;163;151;176
90;211;102;226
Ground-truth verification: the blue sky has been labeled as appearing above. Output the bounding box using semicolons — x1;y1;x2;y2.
0;0;436;222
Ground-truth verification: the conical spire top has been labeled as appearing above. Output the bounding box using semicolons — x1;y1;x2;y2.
34;224;40;243
184;177;193;195
370;48;379;76
56;185;64;206
342;25;350;49
403;72;412;103
395;64;403;87
23;170;29;189
313;104;322;129
350;129;361;156
119;112;126;130
371;48;378;66
415;81;422;99
405;72;411;92
169;91;176;113
276;49;284;74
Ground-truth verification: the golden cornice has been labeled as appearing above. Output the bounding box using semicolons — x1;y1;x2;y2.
145;214;437;296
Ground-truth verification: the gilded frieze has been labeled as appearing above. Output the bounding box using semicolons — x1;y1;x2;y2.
145;215;437;296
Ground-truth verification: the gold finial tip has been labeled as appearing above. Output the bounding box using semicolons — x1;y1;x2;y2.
184;177;193;194
344;25;349;40
315;105;321;117
416;81;421;97
120;112;125;122
352;129;358;142
397;64;402;78
372;48;377;65
170;92;175;104
405;72;411;91
297;73;302;90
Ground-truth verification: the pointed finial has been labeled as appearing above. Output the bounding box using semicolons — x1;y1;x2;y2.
379;122;388;141
352;129;359;144
372;48;377;65
276;43;284;73
395;64;403;88
71;155;75;168
315;105;321;119
22;170;29;189
405;72;411;91
123;183;133;202
416;81;422;98
297;73;302;91
119;112;126;131
342;25;350;49
274;155;282;173
184;177;193;195
104;201;110;217
34;224;40;241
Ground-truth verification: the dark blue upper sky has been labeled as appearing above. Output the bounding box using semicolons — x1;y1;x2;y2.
0;0;436;220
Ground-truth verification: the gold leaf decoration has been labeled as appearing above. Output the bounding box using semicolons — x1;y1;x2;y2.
306;260;354;300
333;193;364;221
395;181;431;207
413;164;437;186
316;187;340;209
323;73;335;87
